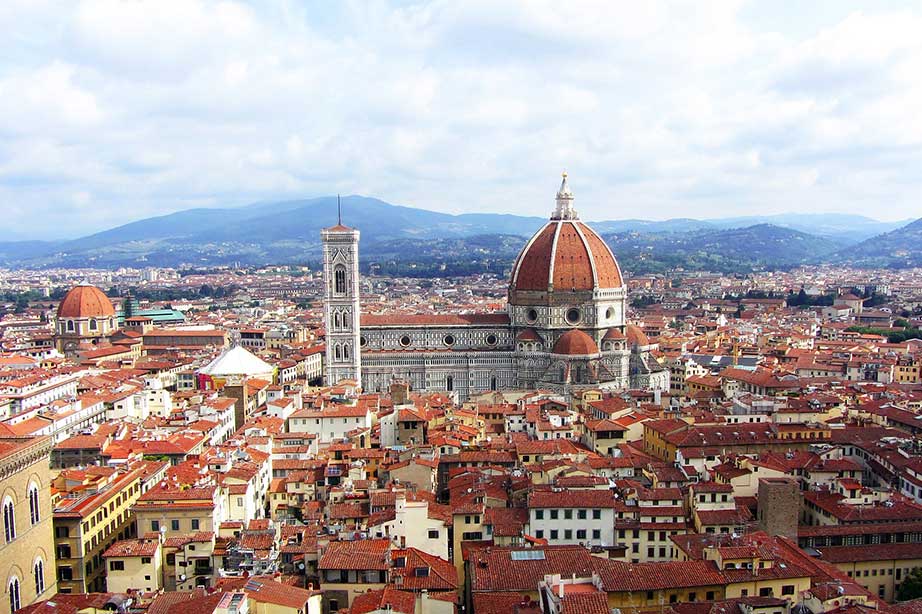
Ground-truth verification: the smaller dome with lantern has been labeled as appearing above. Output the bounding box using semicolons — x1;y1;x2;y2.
56;283;116;319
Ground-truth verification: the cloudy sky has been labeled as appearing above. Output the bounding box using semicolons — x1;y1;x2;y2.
2;0;921;239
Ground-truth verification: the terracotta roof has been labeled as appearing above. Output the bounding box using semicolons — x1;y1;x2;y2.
391;547;459;591
103;537;160;558
57;284;115;318
625;324;650;347
552;329;599;356
468;545;596;592
561;591;609;614
351;586;416;614
511;220;623;292
319;539;390;570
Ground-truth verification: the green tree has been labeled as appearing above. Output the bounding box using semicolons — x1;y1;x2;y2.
897;567;922;601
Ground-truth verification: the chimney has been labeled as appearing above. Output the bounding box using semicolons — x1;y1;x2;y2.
558;582;565;598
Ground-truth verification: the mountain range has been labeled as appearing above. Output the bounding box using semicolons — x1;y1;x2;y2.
0;196;918;273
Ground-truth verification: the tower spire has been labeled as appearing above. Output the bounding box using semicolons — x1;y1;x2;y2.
337;194;342;225
551;171;578;220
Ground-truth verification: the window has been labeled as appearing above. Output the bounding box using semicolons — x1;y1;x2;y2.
782;585;795;596
550;530;559;540
55;526;69;538
706;592;715;601
564;509;573;520
413;567;429;577
57;545;71;559
29;484;40;525
67;320;74;332
3;498;15;542
191;519;200;530
577;529;587;540
89;319;98;330
166;554;176;566
151;520;160;532
577;509;587;520
759;588;773;597
334;266;346;294
564;529;572;539
9;578;20;613
110;561;125;571
171;519;180;531
535;530;544;539
428;529;439;539
34;559;45;595
592;529;601;540
535;510;544;520
141;557;152;564
689;593;697;602
566;308;581;324
550;510;559;520
58;566;73;582
592;508;602;520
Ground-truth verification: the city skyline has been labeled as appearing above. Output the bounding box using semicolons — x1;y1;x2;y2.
3;1;922;238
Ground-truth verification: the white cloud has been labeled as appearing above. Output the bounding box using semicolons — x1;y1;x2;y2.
1;0;921;238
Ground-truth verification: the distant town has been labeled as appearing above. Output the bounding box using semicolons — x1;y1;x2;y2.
1;176;922;614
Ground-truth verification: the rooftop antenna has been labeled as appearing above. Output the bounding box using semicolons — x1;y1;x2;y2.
337;194;342;225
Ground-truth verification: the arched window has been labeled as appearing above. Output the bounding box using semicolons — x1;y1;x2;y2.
3;498;15;542
334;312;341;330
34;559;45;596
28;484;40;525
343;345;350;360
8;577;20;613
89;319;98;331
334;266;346;294
334;345;342;361
66;320;74;332
446;376;454;392
490;377;497;391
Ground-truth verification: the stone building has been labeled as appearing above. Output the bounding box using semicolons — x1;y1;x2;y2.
0;435;56;614
322;174;669;400
53;284;118;357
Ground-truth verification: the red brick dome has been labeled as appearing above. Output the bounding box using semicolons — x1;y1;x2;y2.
625;324;650;347
57;284;115;319
510;220;623;293
552;329;599;356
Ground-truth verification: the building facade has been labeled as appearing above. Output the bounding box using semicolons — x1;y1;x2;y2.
0;436;56;614
322;174;669;400
53;284;118;357
322;218;362;388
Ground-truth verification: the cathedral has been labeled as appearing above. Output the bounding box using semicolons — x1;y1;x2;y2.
322;174;669;400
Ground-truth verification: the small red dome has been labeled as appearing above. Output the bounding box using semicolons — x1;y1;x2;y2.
552;329;599;355
603;328;626;341
625;324;650;347
516;328;543;342
510;221;623;293
57;284;115;319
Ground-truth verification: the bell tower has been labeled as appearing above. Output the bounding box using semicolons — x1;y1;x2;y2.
322;199;362;388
